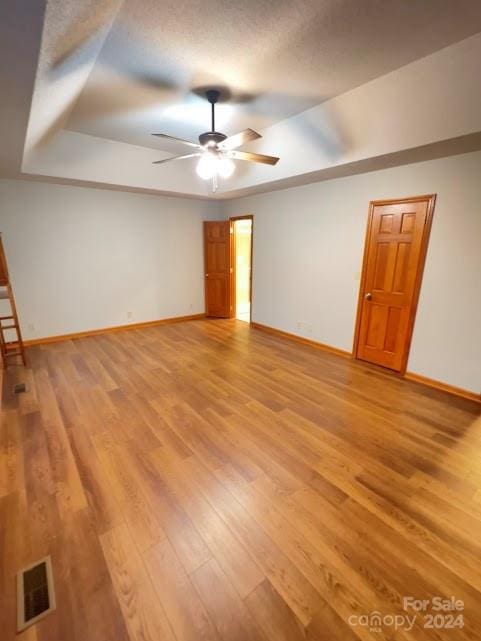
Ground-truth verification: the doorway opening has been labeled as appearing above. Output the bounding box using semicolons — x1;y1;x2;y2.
232;216;253;323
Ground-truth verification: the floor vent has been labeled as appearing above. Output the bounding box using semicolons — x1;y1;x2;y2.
13;382;27;394
17;556;56;631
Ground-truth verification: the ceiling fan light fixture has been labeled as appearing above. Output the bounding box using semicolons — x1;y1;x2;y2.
196;152;235;181
196;152;217;180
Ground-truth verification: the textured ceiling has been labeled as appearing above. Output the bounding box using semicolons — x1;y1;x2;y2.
62;0;481;148
4;1;481;198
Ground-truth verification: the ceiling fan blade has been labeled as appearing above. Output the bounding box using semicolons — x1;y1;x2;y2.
153;153;201;165
152;133;201;149
219;128;262;150
227;150;279;166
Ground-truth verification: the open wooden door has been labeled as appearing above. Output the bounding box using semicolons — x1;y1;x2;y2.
204;220;233;318
354;195;435;372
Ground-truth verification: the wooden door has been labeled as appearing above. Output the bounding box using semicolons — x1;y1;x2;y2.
204;220;232;318
354;195;435;372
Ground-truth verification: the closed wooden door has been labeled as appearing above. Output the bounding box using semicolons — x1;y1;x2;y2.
204;220;232;318
354;195;435;372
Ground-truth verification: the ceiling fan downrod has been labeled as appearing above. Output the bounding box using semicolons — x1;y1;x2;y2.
198;90;227;147
205;89;219;132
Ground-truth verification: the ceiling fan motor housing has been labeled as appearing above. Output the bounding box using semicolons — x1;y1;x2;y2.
198;131;227;147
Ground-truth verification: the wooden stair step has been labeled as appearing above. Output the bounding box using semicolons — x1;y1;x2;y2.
5;341;21;350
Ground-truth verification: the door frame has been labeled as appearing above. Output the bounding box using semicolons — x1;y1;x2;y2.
352;194;436;375
230;215;254;322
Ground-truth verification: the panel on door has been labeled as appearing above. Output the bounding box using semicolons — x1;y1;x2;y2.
204;220;232;318
355;196;435;371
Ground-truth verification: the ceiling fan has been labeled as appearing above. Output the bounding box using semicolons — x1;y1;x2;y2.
151;89;279;190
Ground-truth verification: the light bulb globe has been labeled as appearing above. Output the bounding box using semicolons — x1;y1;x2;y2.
218;157;235;178
196;153;217;180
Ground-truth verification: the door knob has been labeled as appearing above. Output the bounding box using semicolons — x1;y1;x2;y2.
365;292;372;300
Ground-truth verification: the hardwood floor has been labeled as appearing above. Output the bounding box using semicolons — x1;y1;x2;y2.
1;319;480;641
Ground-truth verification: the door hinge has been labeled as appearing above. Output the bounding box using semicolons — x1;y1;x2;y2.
230;268;233;273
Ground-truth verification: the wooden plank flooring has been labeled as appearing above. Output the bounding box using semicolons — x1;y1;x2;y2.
1;319;480;641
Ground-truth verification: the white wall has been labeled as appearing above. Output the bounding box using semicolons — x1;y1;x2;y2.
2;151;480;395
222;150;481;394
0;179;220;340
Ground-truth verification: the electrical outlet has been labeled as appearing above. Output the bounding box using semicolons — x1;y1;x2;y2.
127;311;133;319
